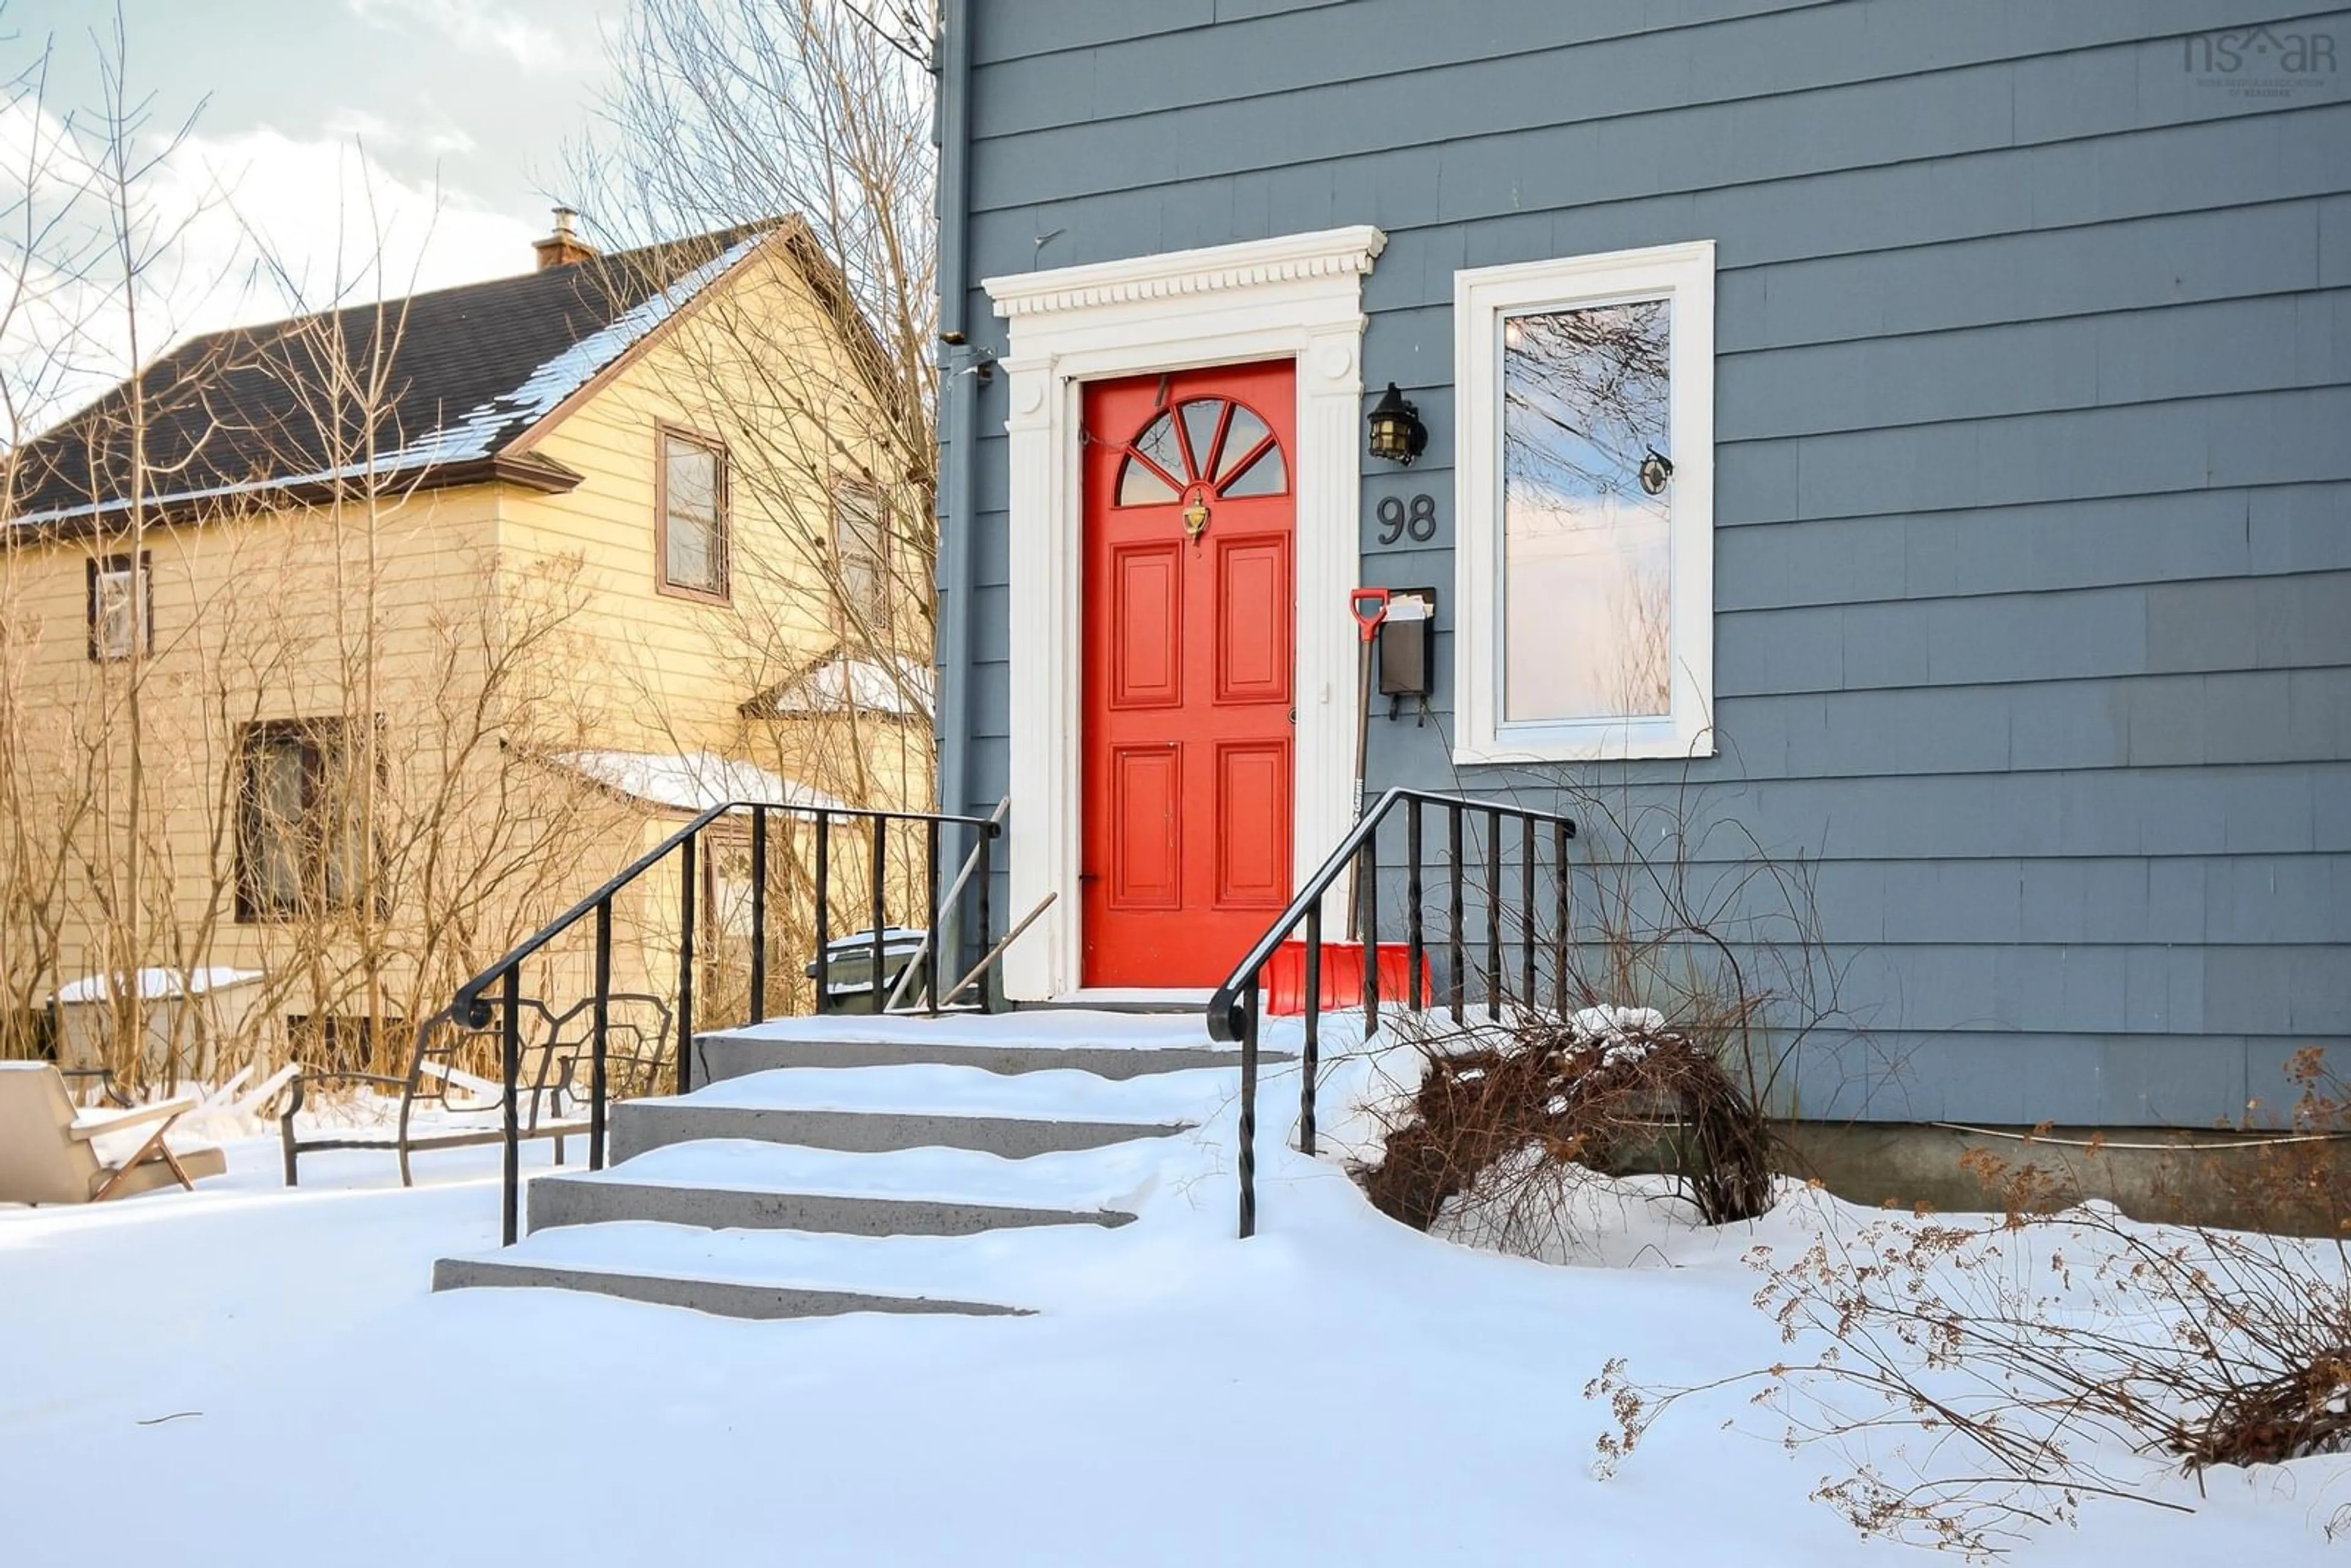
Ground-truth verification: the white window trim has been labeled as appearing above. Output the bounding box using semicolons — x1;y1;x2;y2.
984;226;1384;1002
1453;239;1717;763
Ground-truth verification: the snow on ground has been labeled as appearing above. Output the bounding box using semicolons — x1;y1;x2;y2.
5;1037;2349;1566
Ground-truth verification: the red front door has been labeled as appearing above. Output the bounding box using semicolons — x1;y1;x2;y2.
1081;362;1297;988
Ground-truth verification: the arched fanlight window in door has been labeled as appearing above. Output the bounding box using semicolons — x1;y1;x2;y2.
1114;396;1288;506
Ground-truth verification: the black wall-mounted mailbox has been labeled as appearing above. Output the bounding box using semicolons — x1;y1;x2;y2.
1376;587;1436;711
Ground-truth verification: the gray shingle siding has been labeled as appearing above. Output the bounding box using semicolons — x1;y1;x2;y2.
942;0;2351;1123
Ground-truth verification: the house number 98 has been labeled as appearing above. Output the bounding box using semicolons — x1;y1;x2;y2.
1376;493;1438;544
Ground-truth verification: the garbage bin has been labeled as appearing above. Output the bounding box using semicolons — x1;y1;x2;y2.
50;966;263;1081
805;928;928;1014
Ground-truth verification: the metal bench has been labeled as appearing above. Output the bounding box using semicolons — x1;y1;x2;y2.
279;994;670;1187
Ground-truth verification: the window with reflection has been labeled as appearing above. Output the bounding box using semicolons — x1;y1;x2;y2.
1453;241;1714;763
1501;299;1672;722
86;551;152;661
1114;397;1286;506
660;429;728;598
833;481;891;633
235;718;378;921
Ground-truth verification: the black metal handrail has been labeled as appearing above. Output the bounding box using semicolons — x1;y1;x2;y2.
1205;787;1578;1239
451;797;1000;1244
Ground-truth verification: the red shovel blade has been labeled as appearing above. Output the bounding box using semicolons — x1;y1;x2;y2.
1350;587;1391;640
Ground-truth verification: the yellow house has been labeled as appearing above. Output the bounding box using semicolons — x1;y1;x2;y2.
0;212;930;1079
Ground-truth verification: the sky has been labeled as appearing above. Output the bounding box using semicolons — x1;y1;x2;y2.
3;0;626;422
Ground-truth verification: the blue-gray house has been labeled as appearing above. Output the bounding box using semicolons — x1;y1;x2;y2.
929;1;2350;1130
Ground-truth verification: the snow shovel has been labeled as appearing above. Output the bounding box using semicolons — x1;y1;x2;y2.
1346;587;1390;939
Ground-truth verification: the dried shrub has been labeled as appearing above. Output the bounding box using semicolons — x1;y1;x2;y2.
1364;1007;1775;1252
1588;1046;2351;1556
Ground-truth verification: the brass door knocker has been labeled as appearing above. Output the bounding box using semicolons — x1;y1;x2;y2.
1182;484;1212;543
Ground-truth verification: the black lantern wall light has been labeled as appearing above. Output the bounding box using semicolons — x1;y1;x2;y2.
1366;381;1428;465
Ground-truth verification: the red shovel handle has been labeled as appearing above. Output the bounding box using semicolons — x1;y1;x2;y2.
1350;587;1391;641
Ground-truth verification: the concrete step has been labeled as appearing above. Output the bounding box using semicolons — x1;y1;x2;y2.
429;1012;1321;1321
694;1007;1292;1084
433;1261;1010;1320
526;1137;1166;1237
433;1218;1120;1320
611;1062;1235;1163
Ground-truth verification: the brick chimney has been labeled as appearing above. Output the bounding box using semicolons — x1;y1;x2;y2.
533;206;598;270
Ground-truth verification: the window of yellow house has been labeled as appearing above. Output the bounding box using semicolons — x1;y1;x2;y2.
235;719;379;922
86;551;152;661
831;479;890;635
658;426;728;601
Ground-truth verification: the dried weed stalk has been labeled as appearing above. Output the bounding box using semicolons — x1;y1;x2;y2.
1588;1046;2351;1557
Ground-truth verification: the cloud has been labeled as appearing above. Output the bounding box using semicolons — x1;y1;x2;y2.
320;107;477;160
187;126;539;307
344;0;577;75
0;104;537;437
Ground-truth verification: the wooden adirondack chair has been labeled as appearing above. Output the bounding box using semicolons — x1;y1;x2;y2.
0;1063;228;1204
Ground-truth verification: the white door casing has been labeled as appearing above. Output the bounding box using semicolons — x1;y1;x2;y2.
984;226;1385;1000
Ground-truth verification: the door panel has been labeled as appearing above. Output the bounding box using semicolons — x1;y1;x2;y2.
1213;534;1292;706
1213;740;1290;908
1081;361;1297;988
1110;543;1184;708
1108;746;1182;910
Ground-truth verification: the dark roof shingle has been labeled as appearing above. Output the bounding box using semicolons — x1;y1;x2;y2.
9;223;773;527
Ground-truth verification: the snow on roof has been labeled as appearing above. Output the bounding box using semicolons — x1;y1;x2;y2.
50;966;263;1005
391;233;767;471
752;653;934;718
552;749;852;816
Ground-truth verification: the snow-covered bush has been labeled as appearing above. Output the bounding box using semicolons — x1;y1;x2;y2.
1362;1006;1775;1261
